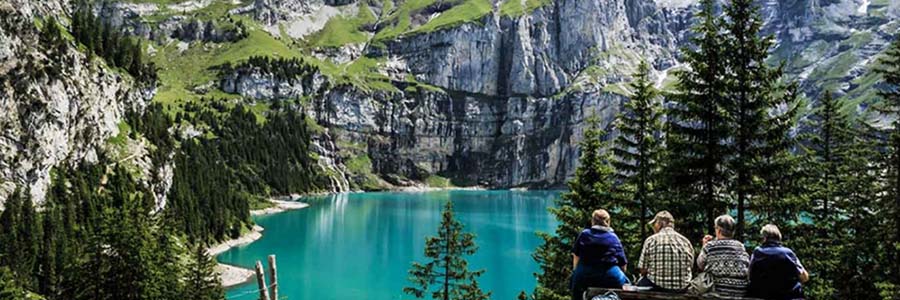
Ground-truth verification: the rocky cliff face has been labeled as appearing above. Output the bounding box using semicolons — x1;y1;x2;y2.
0;0;157;205
210;0;897;189
307;86;624;187
96;1;248;43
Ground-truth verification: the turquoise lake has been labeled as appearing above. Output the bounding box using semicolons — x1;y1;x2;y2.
219;190;561;300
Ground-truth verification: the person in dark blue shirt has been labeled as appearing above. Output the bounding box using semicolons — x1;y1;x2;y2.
571;209;629;300
747;224;810;300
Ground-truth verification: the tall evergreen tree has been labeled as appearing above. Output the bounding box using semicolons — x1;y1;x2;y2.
404;201;490;300
875;33;900;294
806;91;854;220
611;61;665;243
0;188;39;288
665;0;730;239
792;91;856;298
532;116;617;300
721;0;795;240
832;130;883;299
184;244;223;300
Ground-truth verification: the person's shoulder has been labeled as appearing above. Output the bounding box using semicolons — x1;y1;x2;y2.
753;243;786;256
751;245;764;254
780;245;799;257
722;239;745;249
605;229;619;237
643;231;661;244
672;230;691;243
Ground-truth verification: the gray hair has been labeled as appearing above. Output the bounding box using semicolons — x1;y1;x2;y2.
760;224;782;242
714;215;736;238
592;209;610;227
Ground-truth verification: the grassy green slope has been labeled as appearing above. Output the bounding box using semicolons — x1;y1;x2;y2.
151;17;301;109
498;0;551;17
307;4;377;48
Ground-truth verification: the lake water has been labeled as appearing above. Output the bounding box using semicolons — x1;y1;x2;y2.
219;190;561;300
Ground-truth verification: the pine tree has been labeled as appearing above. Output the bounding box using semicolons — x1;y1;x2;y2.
742;82;804;234
0;188;38;287
791;91;857;298
404;201;490;300
184;244;223;300
833;131;884;299
19;193;39;291
875;33;900;295
129;40;143;79
0;266;40;300
721;0;798;240
806;91;854;221
532;116;617;300
664;0;729;239
611;61;665;243
37;204;60;298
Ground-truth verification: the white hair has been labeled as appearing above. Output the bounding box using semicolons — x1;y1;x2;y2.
760;224;782;242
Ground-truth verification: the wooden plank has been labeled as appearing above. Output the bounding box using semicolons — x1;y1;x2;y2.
584;288;763;300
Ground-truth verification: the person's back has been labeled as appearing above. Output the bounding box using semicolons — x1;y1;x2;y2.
573;226;627;267
638;213;694;292
571;210;629;300
748;242;804;299
701;239;750;296
748;225;808;300
697;215;750;297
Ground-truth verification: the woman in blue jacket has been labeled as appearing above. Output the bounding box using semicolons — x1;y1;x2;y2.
571;209;630;300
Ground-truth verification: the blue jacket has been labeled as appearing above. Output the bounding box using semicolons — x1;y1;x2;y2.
571;226;628;267
748;241;805;300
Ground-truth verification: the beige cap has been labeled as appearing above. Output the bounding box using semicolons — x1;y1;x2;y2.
649;210;674;226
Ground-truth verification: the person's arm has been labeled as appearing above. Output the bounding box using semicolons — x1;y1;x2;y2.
794;254;809;283
572;232;583;269
614;236;628;270
747;251;755;276
573;254;580;269
638;239;649;275
696;246;707;271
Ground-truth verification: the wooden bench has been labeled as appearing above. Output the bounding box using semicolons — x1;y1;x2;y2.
584;288;764;300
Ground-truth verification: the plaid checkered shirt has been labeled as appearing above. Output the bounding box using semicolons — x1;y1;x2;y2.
638;227;695;290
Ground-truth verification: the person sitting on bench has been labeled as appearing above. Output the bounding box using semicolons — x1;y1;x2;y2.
636;211;694;293
747;224;810;300
571;209;630;300
697;215;750;297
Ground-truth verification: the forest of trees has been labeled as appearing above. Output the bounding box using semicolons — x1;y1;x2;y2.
0;161;222;300
531;0;900;299
135;101;330;243
219;56;319;82
71;3;157;82
2;3;331;299
0;100;329;299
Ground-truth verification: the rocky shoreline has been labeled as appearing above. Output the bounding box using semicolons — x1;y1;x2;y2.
210;199;311;288
250;200;310;216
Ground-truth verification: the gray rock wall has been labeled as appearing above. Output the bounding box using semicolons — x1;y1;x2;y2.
0;0;156;205
304;85;625;188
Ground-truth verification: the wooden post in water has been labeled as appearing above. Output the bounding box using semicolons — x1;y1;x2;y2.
268;255;278;300
255;260;271;300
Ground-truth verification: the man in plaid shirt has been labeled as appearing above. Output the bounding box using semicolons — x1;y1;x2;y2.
636;211;694;292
